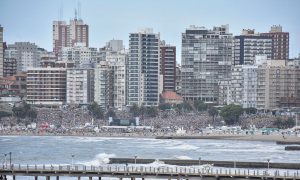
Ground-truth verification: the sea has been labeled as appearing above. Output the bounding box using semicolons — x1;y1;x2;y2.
0;136;299;179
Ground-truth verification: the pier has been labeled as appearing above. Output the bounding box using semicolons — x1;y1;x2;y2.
1;164;299;180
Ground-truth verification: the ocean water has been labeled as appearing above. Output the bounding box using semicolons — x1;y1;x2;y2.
1;136;299;165
0;136;299;180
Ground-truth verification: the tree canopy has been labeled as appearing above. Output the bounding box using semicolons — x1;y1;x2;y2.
220;104;243;125
208;107;218;121
88;102;104;119
193;100;207;112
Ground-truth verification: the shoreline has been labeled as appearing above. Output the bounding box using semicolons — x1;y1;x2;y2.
1;133;300;143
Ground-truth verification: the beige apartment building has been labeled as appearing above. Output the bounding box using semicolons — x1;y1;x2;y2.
257;60;300;111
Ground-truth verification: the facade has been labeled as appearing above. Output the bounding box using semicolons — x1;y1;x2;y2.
0;73;26;97
26;67;66;105
106;52;127;110
3;58;17;77
94;61;110;109
60;45;98;67
6;42;41;72
257;60;300;110
66;68;94;105
234;29;272;65
127;28;160;106
181;25;233;103
160;41;176;92
228;65;258;108
53;18;89;55
261;25;289;60
0;25;3;78
175;64;182;94
99;40;124;61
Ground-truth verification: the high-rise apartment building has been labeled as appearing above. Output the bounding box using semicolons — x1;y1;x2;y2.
6;42;41;72
160;41;176;92
53;17;89;55
106;52;127;110
261;25;289;60
66;68;94;105
0;25;3;78
234;29;272;65
181;25;233;103
3;58;17;77
228;65;258;108
127;28;160;106
257;60;300;110
26;67;66;105
94;61;110;109
60;44;98;67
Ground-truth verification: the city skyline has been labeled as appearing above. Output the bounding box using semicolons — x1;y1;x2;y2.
1;0;300;64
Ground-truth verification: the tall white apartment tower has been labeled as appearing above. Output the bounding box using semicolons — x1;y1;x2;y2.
128;28;160;106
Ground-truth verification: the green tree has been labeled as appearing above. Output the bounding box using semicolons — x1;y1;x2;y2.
129;103;140;117
159;103;172;111
88;102;104;119
244;107;257;114
146;106;158;117
193;100;207;112
220;104;243;125
208;107;218;122
12;106;27;119
273;118;283;129
139;104;146;119
106;109;116;118
0;111;12;122
27;109;37;121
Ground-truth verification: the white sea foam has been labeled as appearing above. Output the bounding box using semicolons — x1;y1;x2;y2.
81;153;116;166
174;155;193;160
166;144;198;150
74;137;105;143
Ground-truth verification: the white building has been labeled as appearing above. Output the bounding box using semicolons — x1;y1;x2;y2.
60;44;98;67
222;65;258;108
66;68;94;105
94;61;110;109
106;52;127;110
6;42;41;72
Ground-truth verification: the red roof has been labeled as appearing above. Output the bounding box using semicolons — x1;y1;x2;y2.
161;91;183;101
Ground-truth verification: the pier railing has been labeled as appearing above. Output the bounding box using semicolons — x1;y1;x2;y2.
1;164;299;179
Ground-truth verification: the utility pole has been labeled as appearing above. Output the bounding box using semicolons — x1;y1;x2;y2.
9;152;11;168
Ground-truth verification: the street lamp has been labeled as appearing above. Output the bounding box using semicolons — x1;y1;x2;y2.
71;155;75;169
4;154;7;168
134;155;137;164
9;152;11;168
267;159;270;172
198;157;201;166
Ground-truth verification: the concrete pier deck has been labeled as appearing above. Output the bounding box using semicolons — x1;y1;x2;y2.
0;164;299;180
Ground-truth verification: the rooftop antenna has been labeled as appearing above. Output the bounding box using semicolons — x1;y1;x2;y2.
78;1;81;20
75;8;77;20
60;0;64;21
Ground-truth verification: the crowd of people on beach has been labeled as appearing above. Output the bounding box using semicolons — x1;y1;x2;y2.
0;106;297;137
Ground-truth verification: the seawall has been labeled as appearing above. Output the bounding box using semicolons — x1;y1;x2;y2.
109;158;300;170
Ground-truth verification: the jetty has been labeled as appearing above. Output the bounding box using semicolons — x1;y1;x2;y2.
1;163;299;180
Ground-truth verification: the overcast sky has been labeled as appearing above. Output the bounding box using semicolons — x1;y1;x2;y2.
1;0;300;63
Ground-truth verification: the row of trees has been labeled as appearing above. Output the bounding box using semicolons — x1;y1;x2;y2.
12;102;37;121
273;117;295;129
